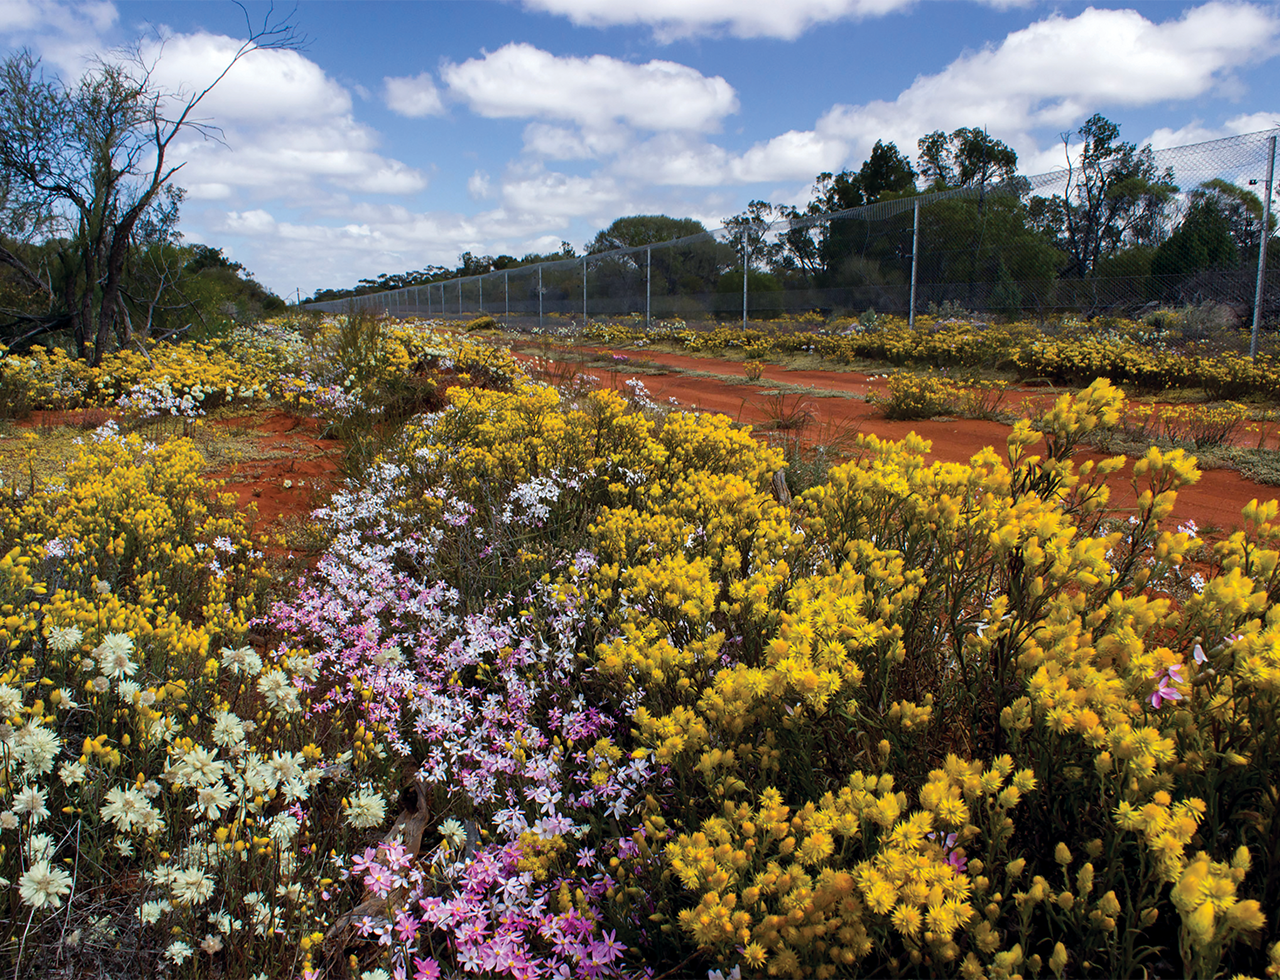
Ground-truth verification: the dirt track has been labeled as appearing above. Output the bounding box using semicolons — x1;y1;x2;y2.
578;347;1280;534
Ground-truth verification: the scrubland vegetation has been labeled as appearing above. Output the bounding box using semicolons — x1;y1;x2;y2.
0;310;1279;980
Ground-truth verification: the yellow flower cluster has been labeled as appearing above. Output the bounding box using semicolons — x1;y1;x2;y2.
455;374;1276;977
0;339;272;414
0;423;395;974
877;372;1007;422
582;314;1280;399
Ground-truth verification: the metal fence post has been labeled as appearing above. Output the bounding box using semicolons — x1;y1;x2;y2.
538;266;543;331
909;198;921;329
646;248;651;328
505;271;509;321
583;256;588;326
1252;134;1277;358
742;228;748;330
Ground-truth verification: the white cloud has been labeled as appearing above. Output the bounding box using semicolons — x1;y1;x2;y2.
590;2;1280;197
611;134;731;186
468;170;493;200
0;0;119;72
500;168;624;219
137;33;426;201
1148;112;1280;151
816;3;1280;167
519;0;1031;41
441;42;738;132
730;130;849;183
522;121;631;160
205;200;588;294
144;32;352;123
384;71;445;117
610;128;847;188
223;209;277;234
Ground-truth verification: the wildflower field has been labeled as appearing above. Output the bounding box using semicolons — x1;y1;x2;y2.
2;314;1280;979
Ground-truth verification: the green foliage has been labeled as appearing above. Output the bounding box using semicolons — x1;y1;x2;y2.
1030;114;1178;280
588;215;709;253
1150;195;1241;299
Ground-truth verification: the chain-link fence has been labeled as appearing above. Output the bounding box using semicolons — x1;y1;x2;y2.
307;127;1279;335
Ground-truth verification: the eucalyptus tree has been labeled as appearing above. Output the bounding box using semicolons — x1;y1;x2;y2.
0;8;298;362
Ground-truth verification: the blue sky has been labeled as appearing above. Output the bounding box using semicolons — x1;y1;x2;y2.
2;0;1277;297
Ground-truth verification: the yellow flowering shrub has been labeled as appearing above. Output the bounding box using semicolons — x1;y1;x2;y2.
8;315;1280;978
0;425;399;976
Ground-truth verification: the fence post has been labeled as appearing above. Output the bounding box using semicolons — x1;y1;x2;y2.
1252;134;1277;359
538;266;543;331
909;198;921;329
742;228;748;330
505;271;510;321
583;256;588;327
479;275;484;315
646;248;651;328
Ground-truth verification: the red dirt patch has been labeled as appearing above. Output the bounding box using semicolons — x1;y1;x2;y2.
206;411;342;541
578;348;1279;535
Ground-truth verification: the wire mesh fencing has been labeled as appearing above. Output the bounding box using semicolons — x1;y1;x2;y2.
307;127;1279;334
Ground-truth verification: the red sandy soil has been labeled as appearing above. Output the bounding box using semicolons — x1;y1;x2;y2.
205;411;342;539
15;407;343;541
17;356;1280;537
561;347;1280;535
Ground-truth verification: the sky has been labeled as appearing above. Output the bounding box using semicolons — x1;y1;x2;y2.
1;0;1278;299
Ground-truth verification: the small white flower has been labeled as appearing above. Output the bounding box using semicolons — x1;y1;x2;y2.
139;899;171;925
42;537;71;559
256;670;300;714
268;811;300;844
345;787;386;829
18;859;72;909
25;832;55;861
12;785;50;823
0;685;22;718
96;633;137;681
59;760;87;786
47;624;83;653
149;715;180;742
100;786;158;833
207;910;237;935
164;940;194;964
438;818;467;848
170;867;214;906
0;811;18;830
211;711;247;749
13;722;60;775
200;933;224;954
189;782;233;821
291;653;318;682
220;646;263;677
54;688;79;710
276;881;303;903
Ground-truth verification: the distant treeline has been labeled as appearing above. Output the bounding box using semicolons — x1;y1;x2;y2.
307;115;1279;317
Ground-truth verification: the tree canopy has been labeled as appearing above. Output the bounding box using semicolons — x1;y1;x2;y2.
0;11;297;361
